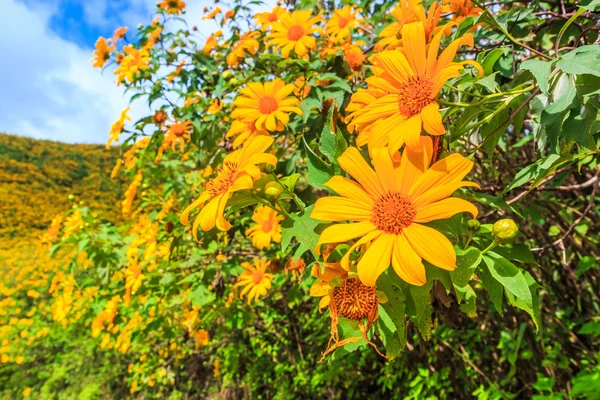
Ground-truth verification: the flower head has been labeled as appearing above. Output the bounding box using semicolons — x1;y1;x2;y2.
226;120;269;148
203;30;223;54
180;136;278;236
159;0;186;15
284;257;306;281
325;5;362;42
255;6;285;31
442;0;483;25
112;26;128;42
114;45;151;85
311;138;479;287
234;257;274;304
90;37;115;68
245;206;284;249
267;10;323;58
107;107;131;148
203;6;221;20
231;78;302;131
162;118;193;153
226;31;260;68
347;22;482;154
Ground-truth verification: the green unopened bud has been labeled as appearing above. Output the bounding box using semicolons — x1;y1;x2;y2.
264;164;275;174
264;182;283;200
229;78;240;86
492;219;519;245
467;219;480;230
68;194;75;201
79;201;84;205
221;70;233;79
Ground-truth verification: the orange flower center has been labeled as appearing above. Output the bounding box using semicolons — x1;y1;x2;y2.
337;15;351;29
246;121;258;133
252;270;264;285
371;192;416;234
206;161;238;197
397;74;434;118
169;122;189;137
262;219;274;233
257;95;279;114
287;25;305;41
268;12;278;22
332;278;378;320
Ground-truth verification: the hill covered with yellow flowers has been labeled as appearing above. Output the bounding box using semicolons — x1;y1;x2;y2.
0;133;123;239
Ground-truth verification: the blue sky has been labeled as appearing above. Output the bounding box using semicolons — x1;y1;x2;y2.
0;0;234;144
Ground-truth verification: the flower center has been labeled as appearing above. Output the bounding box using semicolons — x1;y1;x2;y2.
206;161;238;197
268;12;278;22
252;270;264;285
287;25;305;41
245;121;258;133
371;192;416;234
397;74;434;117
262;219;274;233
332;278;378;320
337;16;351;29
257;95;278;114
170;123;188;136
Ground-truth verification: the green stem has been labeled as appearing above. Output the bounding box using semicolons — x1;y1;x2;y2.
481;240;498;255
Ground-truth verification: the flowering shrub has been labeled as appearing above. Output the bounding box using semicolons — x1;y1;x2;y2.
2;0;600;398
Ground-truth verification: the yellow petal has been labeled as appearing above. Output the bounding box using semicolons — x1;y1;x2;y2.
409;153;474;199
198;192;229;232
398;136;433;194
389;114;421;156
413;181;479;208
392;233;426;286
415;197;478;223
401;22;427;75
314;221;376;251
371;51;412;84
180;191;211;225
325;176;375;205
357;233;395;287
341;230;382;269
311;198;372;222
310;281;330;297
403;224;456;271
421;103;445;136
338;147;385;197
371;147;398;192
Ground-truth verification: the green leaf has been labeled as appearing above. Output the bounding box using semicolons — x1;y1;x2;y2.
186;285;216;307
475;72;500;93
450;247;482;302
377;269;408;358
521;59;553;95
318;105;347;164
581;0;600;10
556;46;600;77
481;47;510;76
505;271;542;331
483;252;532;309
480;260;504;315
303;137;334;189
280;205;326;258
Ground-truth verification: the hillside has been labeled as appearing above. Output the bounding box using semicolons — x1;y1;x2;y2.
0;133;123;239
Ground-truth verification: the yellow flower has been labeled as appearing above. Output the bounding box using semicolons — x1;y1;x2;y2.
159;0;186;15
245;206;284;249
180;136;277;235
107;107;131;148
125;258;144;294
226;31;260;68
347;22;482;154
254;6;285;31
231;78;302;131
90;37;114;68
311;139;479;287
225;120;269;148
207;98;222;114
193;329;209;347
114;45;151;85
203;30;223;54
112;26;128;42
342;41;367;73
202;6;221;20
267;10;322;58
23;388;31;397
122;170;143;216
325;5;362;42
284;257;306;281
234;257;274;304
442;0;483;24
163;118;193;152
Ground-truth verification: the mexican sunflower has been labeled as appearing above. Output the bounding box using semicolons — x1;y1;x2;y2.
375;0;442;51
90;37;115;68
254;6;285;31
267;10;323;58
234;257;274;304
158;0;186;15
114;45;151;85
442;0;483;24
347;21;482;155
231;79;302;132
226;119;269;148
245;205;284;249
311;138;479;287
180;136;277;236
325;5;362;42
226;31;260;67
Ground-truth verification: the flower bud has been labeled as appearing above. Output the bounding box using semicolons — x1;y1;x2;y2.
492;219;519;245
264;164;275;174
264;181;283;200
68;194;75;201
467;219;480;230
221;70;233;79
229;77;240;86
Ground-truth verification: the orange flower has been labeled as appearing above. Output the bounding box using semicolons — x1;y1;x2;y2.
90;37;115;68
226;31;260;67
203;30;223;54
107;107;131;148
347;22;482;154
442;0;483;25
325;5;362;42
343;41;367;72
158;0;186;15
267;10;323;58
158;118;193;159
203;7;222;20
114;45;151;85
245;206;284;249
234;257;274;304
311;140;479;287
112;26;128;42
224;9;235;21
255;6;285;31
226;120;269;148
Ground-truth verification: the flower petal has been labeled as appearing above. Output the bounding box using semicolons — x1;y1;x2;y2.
408;153;474;199
371;147;398;192
392;233;426;286
325;176;375;205
421;103;445;136
357;233;395;287
312;197;372;222
415;197;479;223
314;221;376;251
401;22;427;75
338;147;385;197
403;224;456;271
398;136;433;194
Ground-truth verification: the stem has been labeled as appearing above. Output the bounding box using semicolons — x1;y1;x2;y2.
481;240;498;255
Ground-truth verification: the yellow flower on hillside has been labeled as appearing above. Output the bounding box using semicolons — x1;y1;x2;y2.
158;0;186;15
254;6;285;31
125;258;144;294
375;0;442;51
231;78;302;131
325;5;362;42
203;30;223;54
225;120;269;148
114;45;151;85
180;136;277;235
90;37;115;68
311;139;479;287
267;10;322;58
107;107;131;148
234;257;274;304
245;206;284;250
226;31;260;67
347;22;482;154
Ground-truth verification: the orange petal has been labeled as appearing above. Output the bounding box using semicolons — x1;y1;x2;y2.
414;197;479;223
403;224;456;271
392;233;426;286
314;221;376;251
401;22;427;75
398;136;433;194
357;233;395;287
408;153;474;199
325;176;375;205
311;198;372;222
338;147;385;197
421;103;445;136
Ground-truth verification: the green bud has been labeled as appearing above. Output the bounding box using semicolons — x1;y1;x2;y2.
221;70;233;79
68;194;75;201
467;219;480;230
229;78;240;86
79;201;84;205
264;164;275;174
492;219;519;245
264;182;283;200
